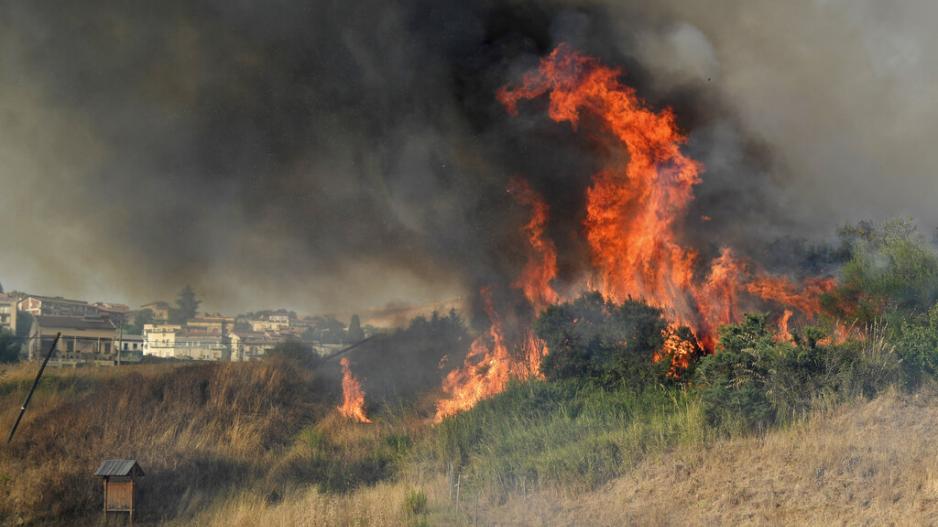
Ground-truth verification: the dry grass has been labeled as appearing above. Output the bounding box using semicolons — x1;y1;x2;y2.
471;389;938;526
188;390;938;526
180;477;456;527
0;360;334;525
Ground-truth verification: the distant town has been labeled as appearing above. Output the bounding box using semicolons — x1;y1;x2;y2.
0;282;378;366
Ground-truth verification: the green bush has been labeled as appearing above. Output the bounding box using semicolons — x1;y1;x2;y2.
402;488;428;516
891;303;938;389
823;219;938;324
535;292;690;388
695;313;901;432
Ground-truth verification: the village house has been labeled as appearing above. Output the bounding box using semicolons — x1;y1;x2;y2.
27;315;118;362
19;295;102;318
115;334;144;363
229;331;280;361
187;314;234;337
248;317;290;332
139;301;172;322
142;323;181;358
0;294;16;334
17;295;128;325
175;331;228;361
142;318;232;361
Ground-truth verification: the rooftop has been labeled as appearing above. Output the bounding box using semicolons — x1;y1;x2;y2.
94;459;145;477
35;316;116;331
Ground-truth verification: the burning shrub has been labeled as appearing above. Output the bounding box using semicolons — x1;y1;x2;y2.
535;292;693;388
695;313;901;432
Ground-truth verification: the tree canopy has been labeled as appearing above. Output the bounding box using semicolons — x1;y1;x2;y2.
169;285;201;324
535;292;674;388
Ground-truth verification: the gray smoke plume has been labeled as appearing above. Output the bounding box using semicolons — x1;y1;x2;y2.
1;1;936;317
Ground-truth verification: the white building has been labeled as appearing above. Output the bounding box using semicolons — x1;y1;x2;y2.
230;331;279;361
0;294;16;334
175;333;228;361
143;323;181;358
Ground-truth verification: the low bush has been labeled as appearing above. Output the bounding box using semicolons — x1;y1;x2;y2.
694;314;900;432
536;292;687;388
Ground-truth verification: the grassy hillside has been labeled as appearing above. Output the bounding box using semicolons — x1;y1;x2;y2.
0;361;337;525
182;389;938;527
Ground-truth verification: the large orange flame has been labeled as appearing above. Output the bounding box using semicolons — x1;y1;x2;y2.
434;288;515;422
433;182;556;422
434;45;845;421
338;357;372;423
508;178;560;314
498;44;740;352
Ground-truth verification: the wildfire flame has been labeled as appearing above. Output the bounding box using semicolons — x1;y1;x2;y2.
338;357;372;423
433;182;556;422
498;44;746;352
508;178;560;314
777;309;794;343
433;44;845;420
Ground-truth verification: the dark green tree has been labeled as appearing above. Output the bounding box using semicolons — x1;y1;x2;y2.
170;285;200;324
126;308;154;335
535;292;675;388
265;339;321;368
0;329;19;363
348;314;365;342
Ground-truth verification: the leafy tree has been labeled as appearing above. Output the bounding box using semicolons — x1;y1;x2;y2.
892;303;938;389
535;292;673;388
348;314;365;342
125;308;154;335
824;219;938;324
265;339;321;368
169;285;200;324
0;329;19;363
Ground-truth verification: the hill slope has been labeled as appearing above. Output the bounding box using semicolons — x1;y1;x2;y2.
189;390;938;526
474;390;938;526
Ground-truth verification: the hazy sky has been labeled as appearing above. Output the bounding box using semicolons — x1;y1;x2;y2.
1;1;936;316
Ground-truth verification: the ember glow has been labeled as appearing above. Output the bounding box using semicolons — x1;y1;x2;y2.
338;357;372;423
433;44;842;420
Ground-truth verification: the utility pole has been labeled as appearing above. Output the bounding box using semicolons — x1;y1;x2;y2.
8;332;60;443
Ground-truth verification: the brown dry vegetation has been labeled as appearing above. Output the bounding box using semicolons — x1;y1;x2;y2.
5;360;938;525
473;389;938;526
0;360;335;525
185;389;938;527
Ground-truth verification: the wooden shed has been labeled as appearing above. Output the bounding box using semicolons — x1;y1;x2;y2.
94;459;144;522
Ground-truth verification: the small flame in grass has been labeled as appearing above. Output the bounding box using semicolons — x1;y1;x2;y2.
777;309;794;343
338;357;371;423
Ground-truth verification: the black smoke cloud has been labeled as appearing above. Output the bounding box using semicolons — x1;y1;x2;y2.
1;1;935;317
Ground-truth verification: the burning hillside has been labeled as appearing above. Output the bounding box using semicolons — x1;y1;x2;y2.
433;45;840;421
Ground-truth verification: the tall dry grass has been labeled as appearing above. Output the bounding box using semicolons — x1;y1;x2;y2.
0;360;334;525
470;388;938;526
181;477;457;527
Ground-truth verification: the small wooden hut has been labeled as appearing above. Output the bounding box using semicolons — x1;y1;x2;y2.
94;459;144;522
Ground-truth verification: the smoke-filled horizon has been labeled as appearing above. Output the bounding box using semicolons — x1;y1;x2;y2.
1;1;937;317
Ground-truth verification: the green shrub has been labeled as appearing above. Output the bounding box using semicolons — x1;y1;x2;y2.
695;313;901;432
402;488;428;516
536;292;690;388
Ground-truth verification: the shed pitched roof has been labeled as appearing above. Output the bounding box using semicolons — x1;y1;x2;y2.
94;459;144;477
